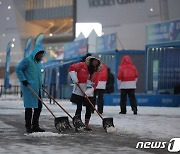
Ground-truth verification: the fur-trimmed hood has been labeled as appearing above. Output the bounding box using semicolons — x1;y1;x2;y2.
85;55;102;71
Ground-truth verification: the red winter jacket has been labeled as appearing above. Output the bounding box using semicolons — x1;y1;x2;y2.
69;62;89;84
68;56;101;96
92;63;108;89
117;55;138;89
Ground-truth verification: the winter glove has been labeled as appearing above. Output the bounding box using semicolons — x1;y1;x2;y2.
22;80;28;86
87;80;94;88
85;87;94;97
69;71;78;84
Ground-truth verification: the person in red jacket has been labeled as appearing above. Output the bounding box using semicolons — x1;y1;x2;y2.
117;55;138;115
92;63;108;114
68;55;101;130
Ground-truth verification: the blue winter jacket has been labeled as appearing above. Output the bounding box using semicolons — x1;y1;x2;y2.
16;44;45;108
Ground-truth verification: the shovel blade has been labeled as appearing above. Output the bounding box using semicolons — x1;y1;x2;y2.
102;118;115;130
54;116;72;132
72;115;85;131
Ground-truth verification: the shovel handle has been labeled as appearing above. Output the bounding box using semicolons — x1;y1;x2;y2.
42;87;73;120
27;85;56;118
76;83;104;120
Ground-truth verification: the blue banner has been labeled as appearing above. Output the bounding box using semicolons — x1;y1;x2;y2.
104;94;180;107
24;37;32;57
35;33;44;45
4;42;12;89
96;33;117;52
146;19;180;45
63;38;88;59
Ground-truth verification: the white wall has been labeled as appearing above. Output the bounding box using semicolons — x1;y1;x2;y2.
77;0;180;50
168;0;180;20
77;0;161;25
115;24;146;50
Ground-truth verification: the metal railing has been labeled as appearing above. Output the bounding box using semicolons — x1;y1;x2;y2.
0;85;21;97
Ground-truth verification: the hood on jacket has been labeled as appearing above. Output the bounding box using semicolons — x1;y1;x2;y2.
121;55;132;65
85;55;102;71
30;44;46;60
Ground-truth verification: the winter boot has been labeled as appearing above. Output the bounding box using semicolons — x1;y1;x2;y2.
32;118;45;132
73;115;85;130
84;119;92;131
25;108;33;133
32;125;45;132
119;107;126;114
32;108;45;132
119;111;126;114
26;127;33;133
132;108;137;115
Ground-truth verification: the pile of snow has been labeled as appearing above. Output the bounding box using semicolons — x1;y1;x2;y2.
106;126;117;133
24;132;69;137
0;97;180;140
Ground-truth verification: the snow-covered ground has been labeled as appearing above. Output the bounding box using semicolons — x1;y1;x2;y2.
0;95;179;154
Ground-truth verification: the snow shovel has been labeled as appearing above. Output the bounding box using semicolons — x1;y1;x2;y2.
27;85;71;132
42;87;84;131
76;83;115;131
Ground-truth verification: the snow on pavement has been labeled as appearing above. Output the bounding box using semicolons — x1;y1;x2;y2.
0;95;179;154
0;96;179;140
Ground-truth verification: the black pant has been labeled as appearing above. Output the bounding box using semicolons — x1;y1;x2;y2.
71;94;92;120
25;94;42;128
120;89;137;113
93;89;104;114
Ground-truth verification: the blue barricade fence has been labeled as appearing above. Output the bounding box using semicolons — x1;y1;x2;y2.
104;93;180;107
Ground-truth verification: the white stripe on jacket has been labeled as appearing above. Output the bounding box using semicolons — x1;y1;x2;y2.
117;79;138;89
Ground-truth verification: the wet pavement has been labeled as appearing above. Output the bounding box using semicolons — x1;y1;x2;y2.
0;112;170;154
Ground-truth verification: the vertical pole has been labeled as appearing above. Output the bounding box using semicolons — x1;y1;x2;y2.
114;50;119;93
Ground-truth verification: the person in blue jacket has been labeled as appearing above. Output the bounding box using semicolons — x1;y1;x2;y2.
16;44;46;133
